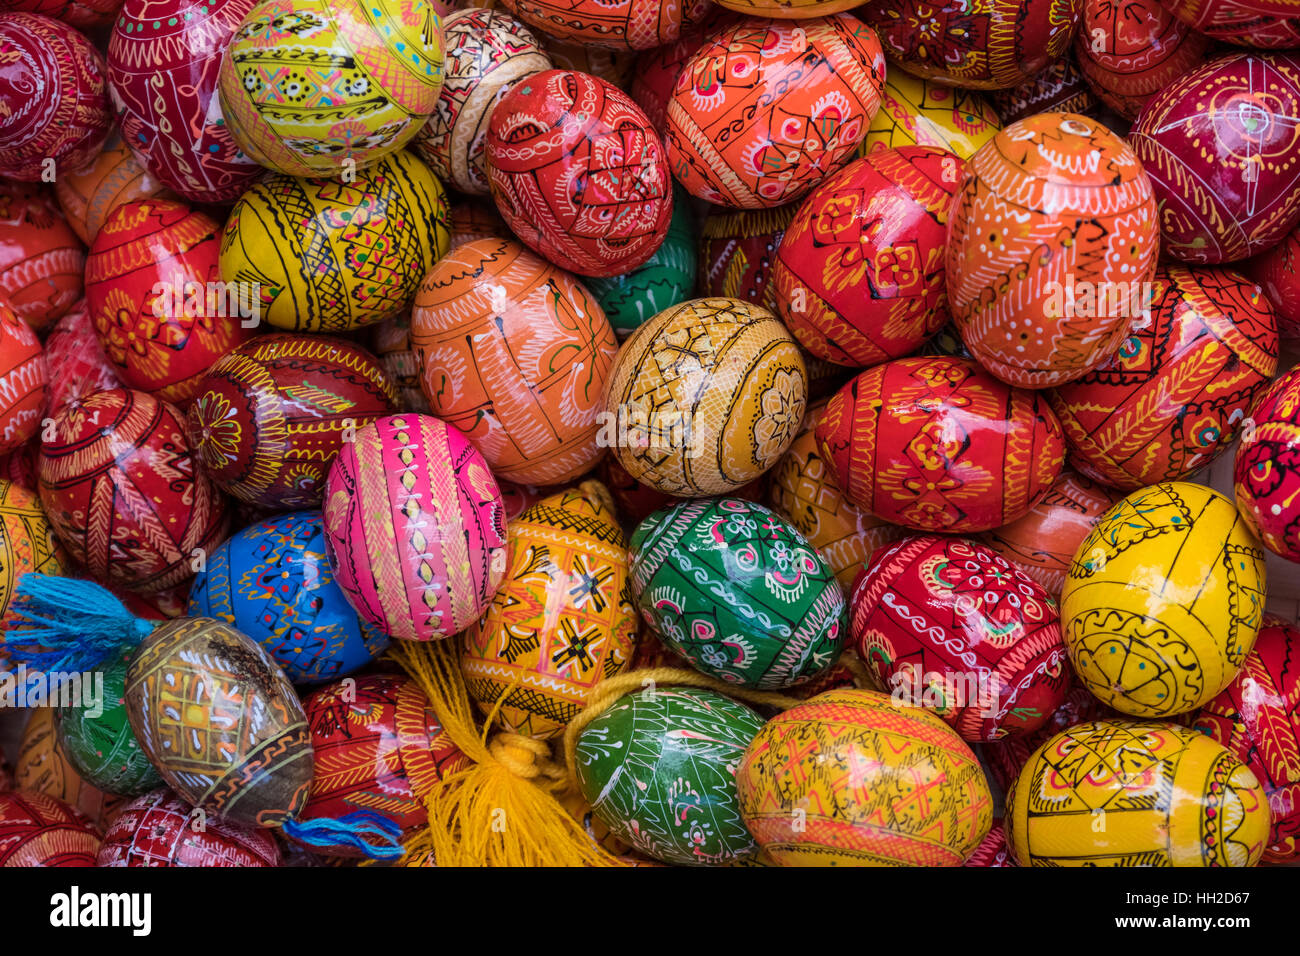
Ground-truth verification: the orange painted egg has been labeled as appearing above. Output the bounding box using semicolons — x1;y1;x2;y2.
53;129;175;245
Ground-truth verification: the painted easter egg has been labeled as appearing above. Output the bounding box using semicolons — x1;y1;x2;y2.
665;15;886;209
15;709;123;834
947;113;1159;388
862;0;1083;90
0;12;111;181
41;301;124;417
773;147;961;368
39;388;229;592
411;238;617;486
699;204;796;314
628;22;723;135
1006;720;1269;866
218;0;446;177
767;402;902;590
1235;366;1300;561
1247;222;1300;338
850;534;1070;741
737;688;994;865
108;0;262;204
56;650;165;797
98;788;281;866
630;497;846;689
9;0;124;29
815;356;1067;533
498;0;708;48
574;686;765;866
219;150;451;333
53;130;176;246
860;69;1002;160
1048;267;1279;490
541;35;635;88
295;673;470;856
125;616;314;827
1074;0;1210;119
986;52;1096;122
586;183;697;337
1062;482;1267;717
979;469;1121;594
323;414;508;641
1161;0;1300;47
0;791;100;866
605;297;807;496
1130;52;1300;264
447;197;508;249
486;69;671;277
463;483;637;737
0;300;45;456
186;334;399;510
0;479;66;624
188;511;391;685
414;8;550;196
86;199;253;406
1196;617;1300;862
0;181;84;331
369;311;431;413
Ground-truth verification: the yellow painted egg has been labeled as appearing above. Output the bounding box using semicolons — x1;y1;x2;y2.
1062;482;1266;718
1007;720;1270;867
0;479;67;625
859;69;1002;160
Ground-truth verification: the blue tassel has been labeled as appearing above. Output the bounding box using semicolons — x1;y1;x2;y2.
4;573;157;673
282;811;406;862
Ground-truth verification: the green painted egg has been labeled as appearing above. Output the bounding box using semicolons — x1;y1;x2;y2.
574;686;765;866
630;497;847;688
56;651;162;797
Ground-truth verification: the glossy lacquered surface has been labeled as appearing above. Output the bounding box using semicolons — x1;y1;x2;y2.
0;181;84;331
98;788;281;866
0;300;46;456
861;69;1002;159
0;791;100;866
1235;366;1300;561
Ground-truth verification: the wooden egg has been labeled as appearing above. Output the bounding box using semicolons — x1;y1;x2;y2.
698;204;796;314
1006;720;1269;866
98;788;281;866
1062;482;1266;717
0;11;111;181
1048;267;1279;490
860;69;1002;160
947;112;1159;388
39;388;229;592
986;52;1096;123
1237;366;1300;561
1195;617;1300;863
186;334;399;510
605;297;807;496
815;356;1067;533
411;238;617;486
41;300;124;417
737;688;994;865
108;0;262;204
1161;0;1300;47
0;181;84;331
15;708;123;834
630;497;846;689
217;0;446;177
850;534;1070;741
414;8;550;195
1130;52;1300;263
862;0;1083;90
0;478;65;627
323;414;508;641
1246;222;1300;338
0;791;100;866
486;69;671;277
87;199;254;405
574;687;765;866
295;673;470;857
219;150;451;333
54;129;176;245
463;483;637;738
498;0;709;49
188;510;391;685
665;15;886;209
773;147;961;368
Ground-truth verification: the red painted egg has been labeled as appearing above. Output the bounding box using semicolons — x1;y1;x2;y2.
0;442;38;491
39;387;229;592
665;15;886;209
1074;0;1210;119
0;12;111;181
41;299;123;418
1161;0;1300;47
773;146;961;368
0;791;100;866
1246;221;1300;338
1048;266;1279;490
947;112;1160;388
97;788;281;866
6;0;123;29
498;0;709;49
108;0;262;204
862;0;1083;90
1235;365;1300;561
295;673;471;857
0;299;47;457
986;52;1097;123
486;69;671;277
0;181;84;332
1130;52;1300;264
186;335;399;510
814;356;1067;533
699;204;797;314
1195;617;1300;863
86;199;254;406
